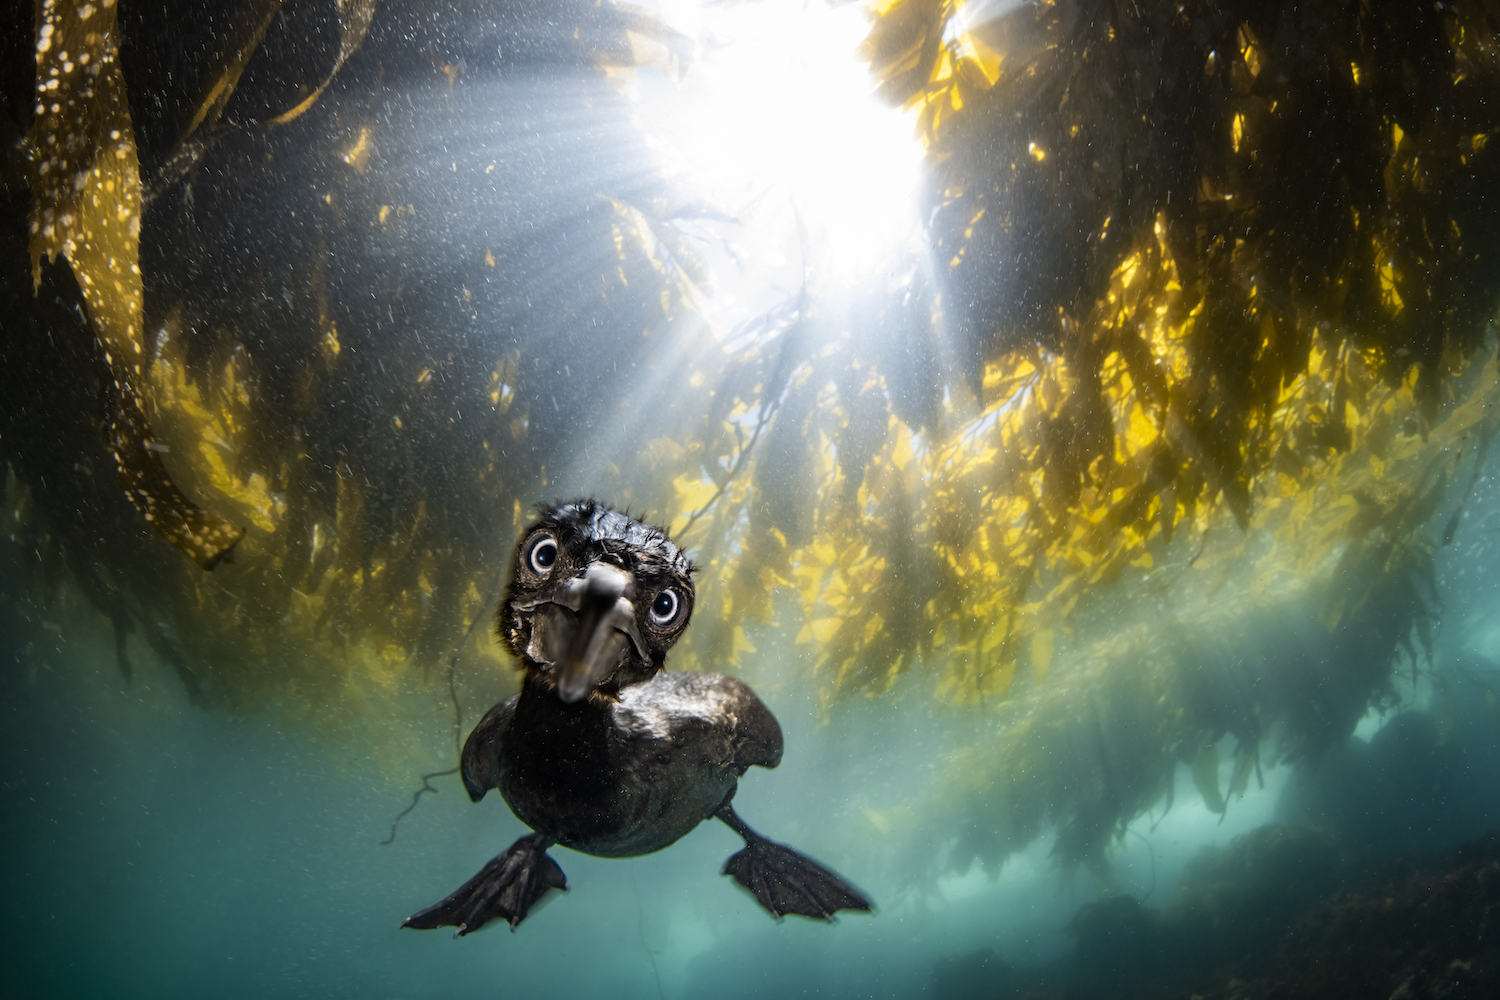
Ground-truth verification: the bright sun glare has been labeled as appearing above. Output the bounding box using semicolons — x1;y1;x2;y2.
632;0;927;330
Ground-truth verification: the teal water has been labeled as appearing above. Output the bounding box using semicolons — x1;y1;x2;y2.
0;612;1083;999
5;475;1500;999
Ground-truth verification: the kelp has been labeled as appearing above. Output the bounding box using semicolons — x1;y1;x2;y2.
2;0;1499;871
860;347;1498;878
1;0;705;716
26;0;244;569
751;0;1500;704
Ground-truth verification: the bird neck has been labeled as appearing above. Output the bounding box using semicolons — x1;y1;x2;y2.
508;673;618;798
519;668;619;709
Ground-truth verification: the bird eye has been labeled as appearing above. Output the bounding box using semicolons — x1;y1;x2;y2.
528;535;558;574
648;588;684;628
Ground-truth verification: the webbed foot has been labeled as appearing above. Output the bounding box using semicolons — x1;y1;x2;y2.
716;804;872;921
402;832;567;935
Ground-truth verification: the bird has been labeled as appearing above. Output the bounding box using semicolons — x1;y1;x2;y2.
402;499;871;935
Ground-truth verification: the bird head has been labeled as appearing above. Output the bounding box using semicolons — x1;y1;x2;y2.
497;500;695;703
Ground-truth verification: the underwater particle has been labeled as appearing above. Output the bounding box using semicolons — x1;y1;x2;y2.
402;501;872;933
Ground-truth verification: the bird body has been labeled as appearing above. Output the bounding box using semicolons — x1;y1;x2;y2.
403;500;870;935
467;670;780;857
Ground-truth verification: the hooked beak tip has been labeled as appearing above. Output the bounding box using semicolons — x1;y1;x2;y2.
546;561;641;703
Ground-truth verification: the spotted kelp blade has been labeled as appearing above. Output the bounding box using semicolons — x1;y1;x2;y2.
28;0;242;568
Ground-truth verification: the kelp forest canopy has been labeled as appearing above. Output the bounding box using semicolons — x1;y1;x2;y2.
2;0;1499;875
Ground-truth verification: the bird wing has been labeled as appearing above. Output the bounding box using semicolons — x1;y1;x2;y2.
719;675;783;771
460;694;518;801
614;671;783;772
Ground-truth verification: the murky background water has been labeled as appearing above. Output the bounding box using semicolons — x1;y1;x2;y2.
5;490;1500;998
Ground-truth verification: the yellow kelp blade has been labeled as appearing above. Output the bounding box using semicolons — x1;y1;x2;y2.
29;0;243;569
177;0;287;141
264;0;379;126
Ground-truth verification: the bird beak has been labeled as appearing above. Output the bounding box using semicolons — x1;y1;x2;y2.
551;562;640;703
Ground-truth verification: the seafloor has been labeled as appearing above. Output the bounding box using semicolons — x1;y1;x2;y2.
937;831;1500;999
